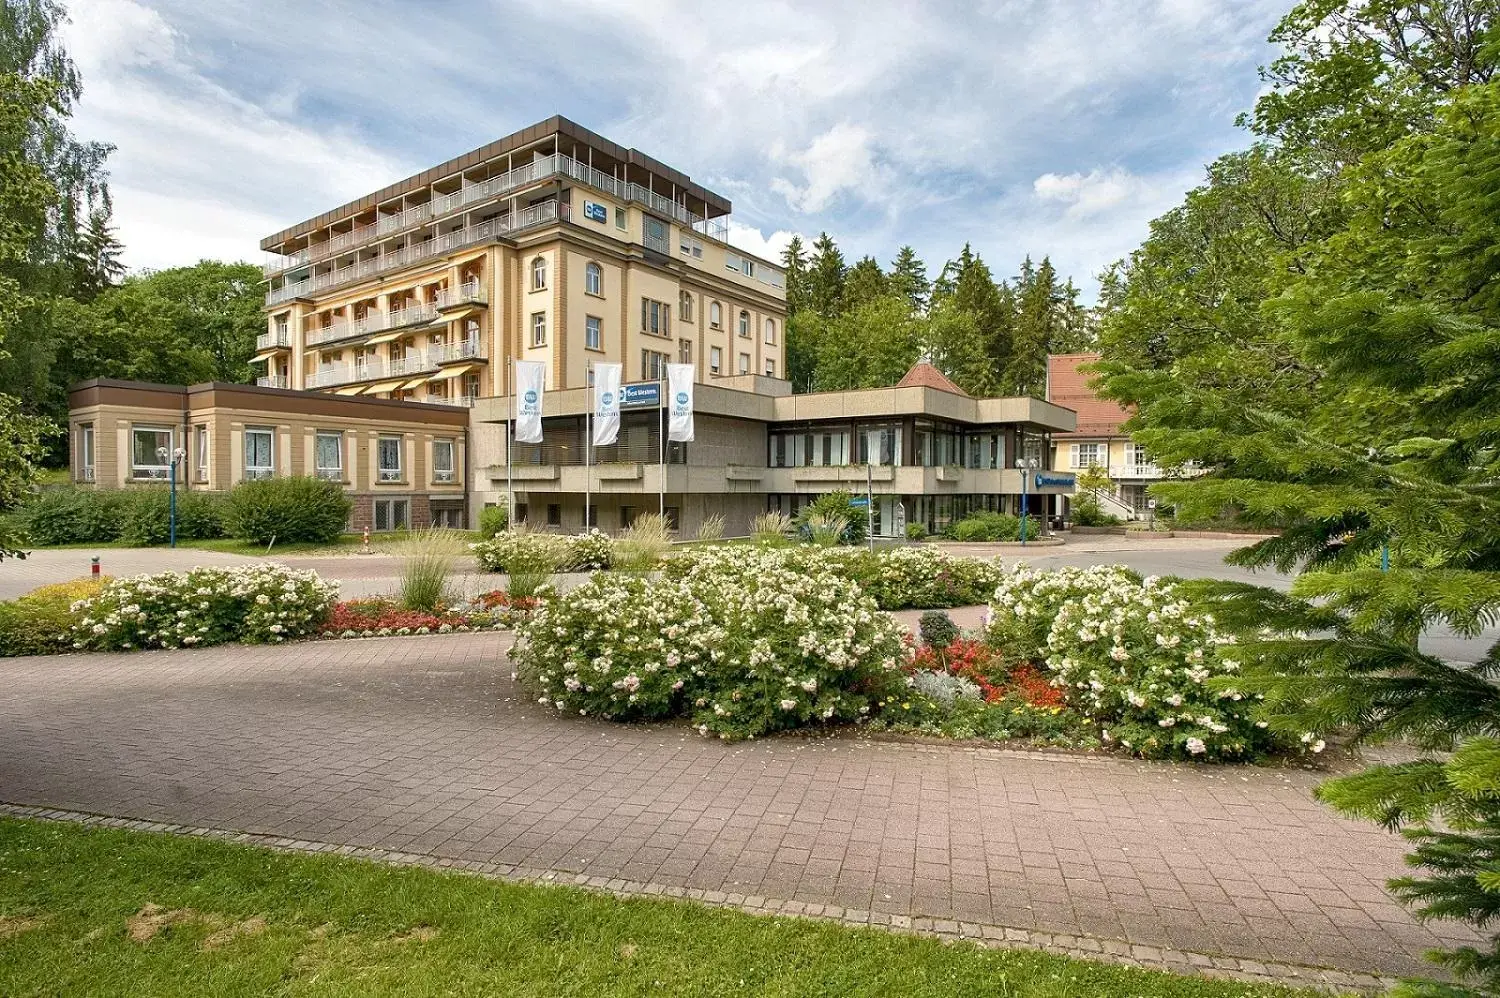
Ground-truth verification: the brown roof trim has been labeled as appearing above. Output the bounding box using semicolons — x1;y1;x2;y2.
68;378;469;427
260;115;732;251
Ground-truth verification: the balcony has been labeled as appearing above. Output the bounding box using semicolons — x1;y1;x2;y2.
266;202;565;306
306;301;439;348
415;394;477;408
256;375;289;389
256;329;291;351
435;281;486;309
306;340;487;390
431;338;486;364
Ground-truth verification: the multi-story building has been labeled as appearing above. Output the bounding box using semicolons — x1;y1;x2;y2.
1045;352;1168;518
66;118;1080;534
255;115;787;407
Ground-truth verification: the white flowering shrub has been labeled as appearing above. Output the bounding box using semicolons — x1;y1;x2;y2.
470;529;568;574
515;546;906;739
70;564;338;651
988;564;1288;760
566;528;615;571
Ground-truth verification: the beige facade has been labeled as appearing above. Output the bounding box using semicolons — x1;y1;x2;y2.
255;116;786;406
68;380;470;531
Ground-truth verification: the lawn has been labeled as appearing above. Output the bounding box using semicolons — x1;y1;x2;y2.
0;818;1327;998
18;531;482;557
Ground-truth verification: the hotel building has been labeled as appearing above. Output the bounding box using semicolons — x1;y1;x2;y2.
68;117;1077;535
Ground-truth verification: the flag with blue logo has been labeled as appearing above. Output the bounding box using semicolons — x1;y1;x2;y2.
592;363;622;447
514;360;545;444
666;363;694;442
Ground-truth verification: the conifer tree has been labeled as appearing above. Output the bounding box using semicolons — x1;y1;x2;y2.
806;231;846;318
840;255;888;312
779;234;809;315
889;245;929;314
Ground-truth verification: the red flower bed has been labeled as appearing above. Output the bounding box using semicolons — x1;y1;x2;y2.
472;590;538;612
909;638;1064;709
320;591;536;636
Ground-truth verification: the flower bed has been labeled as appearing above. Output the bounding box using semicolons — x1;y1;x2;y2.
69;564;338;651
471;528;616;573
514;546;906;739
321;591;534;638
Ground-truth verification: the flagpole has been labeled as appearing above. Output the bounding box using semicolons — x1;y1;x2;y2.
658;379;666;519
584;360;592;532
506;356;514;528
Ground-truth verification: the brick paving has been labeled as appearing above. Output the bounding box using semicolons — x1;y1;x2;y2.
0;632;1476;986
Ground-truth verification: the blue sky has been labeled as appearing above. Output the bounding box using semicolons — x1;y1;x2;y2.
64;0;1285;299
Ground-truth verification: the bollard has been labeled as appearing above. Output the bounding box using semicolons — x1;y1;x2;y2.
361;525;371;554
91;556;100;579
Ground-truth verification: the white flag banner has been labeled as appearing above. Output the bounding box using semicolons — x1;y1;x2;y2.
666;363;695;443
592;363;622;447
513;360;545;444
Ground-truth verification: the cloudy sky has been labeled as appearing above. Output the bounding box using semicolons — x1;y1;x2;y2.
64;0;1285;299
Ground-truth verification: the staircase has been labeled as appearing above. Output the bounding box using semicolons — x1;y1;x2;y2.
1081;487;1139;522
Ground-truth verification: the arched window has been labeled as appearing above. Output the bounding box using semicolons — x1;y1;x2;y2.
585;261;602;296
709;301;722;328
738;310;750;337
531;256;547;291
764;318;776;344
679;290;693;322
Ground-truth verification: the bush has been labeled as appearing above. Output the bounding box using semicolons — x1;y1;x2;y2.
18;488;128;545
116;489;227;546
987;565;1280;760
797;491;866;545
918;610;959;649
0;578;109;656
396;528;464;611
515;546;906;740
566;528;615;571
615;513;670;573
478;504;508;538
905;522;928;541
750;511;794;546
70;564;338;651
223;476;352;546
947;511;1022;542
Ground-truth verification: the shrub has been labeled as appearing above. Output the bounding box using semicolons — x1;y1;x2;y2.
396;528;464;611
0;578;109;656
948;511;1022;542
803;509;849;547
18;488;128;545
987;565;1280;760
478;504;508;538
853;546;1004;609
797;491;866;544
750;511;794;546
905;522;928;541
515;546;905;740
223;476;351;546
918;610;959;649
566;528;615;571
695;512;725;543
70;564;338;651
615;512;670;573
117;489;227;546
911;670;982;711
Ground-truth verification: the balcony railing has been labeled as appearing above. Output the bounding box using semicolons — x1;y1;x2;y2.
305;340;487;389
435;281;486;308
266;202;564;306
262;150;767;285
305;301;440;348
256;329;291;351
415;394;477;408
256;375;289;389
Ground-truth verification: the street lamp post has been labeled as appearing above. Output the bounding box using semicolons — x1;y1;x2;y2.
1018;457;1037;546
158;446;187;548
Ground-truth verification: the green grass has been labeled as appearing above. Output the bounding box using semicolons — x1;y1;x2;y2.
20;532;481;558
0;818;1326;998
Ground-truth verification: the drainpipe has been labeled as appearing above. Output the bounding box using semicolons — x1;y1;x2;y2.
462;421;471;529
181;391;191;493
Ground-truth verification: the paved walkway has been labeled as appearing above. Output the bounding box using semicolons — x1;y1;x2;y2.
0;633;1475;986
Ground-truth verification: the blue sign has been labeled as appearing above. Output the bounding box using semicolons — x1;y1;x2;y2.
1033;472;1076;489
848;497;870;508
583;200;607;223
675;391;688;405
619;382;661;408
599;391;614;407
523;389;538;405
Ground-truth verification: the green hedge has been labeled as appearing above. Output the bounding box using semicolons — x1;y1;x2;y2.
222;476;352;546
945;511;1023;542
18;488;226;546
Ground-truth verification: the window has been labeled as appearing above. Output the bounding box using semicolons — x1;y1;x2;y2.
244;427;274;480
194;425;208;481
515;502;529;525
1070;442;1103;470
377;435;403;482
79;423;95;482
432;505;464;528
678;338;693;364
764;358;776;377
641;349;669;381
742;258;755;278
1124;442;1154;471
374;498;409;532
531;256;547;290
664;506;679;531
131;426;174;480
643;216;668;253
726;252;742;273
710;346;722;375
709;301;722;328
531;311;547;347
315;431;343;480
641;298;671;337
738;352;750;375
738;310;750;337
275;314;289;336
546;503;562;527
680;235;703;259
614;207;626;230
585;315;602;351
585;261;602;296
679;290;693;322
620;505;636;529
764;318;776;344
433;438;455;483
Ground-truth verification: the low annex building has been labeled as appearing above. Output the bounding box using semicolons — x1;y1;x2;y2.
67;379;469;531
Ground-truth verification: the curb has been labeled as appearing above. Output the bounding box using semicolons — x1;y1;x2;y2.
0;802;1392;994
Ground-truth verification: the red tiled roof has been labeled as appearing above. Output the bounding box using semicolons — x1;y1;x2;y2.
896;361;970;397
1045;353;1131;439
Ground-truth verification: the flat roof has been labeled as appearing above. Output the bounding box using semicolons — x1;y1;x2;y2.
261;115;733;251
68;378;470;427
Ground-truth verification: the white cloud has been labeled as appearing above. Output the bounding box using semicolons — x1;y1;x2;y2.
1033;168;1149;220
770;123;881;213
726;222;798;264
